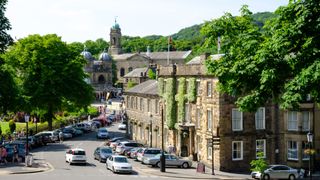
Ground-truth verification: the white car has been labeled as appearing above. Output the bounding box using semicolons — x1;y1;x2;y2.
65;148;87;165
118;123;126;130
96;127;109;139
251;165;299;180
106;155;132;174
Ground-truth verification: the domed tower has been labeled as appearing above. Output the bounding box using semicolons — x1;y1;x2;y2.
81;47;94;69
108;18;122;55
99;49;113;84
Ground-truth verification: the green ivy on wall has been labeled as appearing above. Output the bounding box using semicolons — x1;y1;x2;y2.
175;77;187;123
164;78;177;130
158;77;164;97
187;78;196;102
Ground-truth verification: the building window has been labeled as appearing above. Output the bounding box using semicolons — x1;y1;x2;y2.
155;100;159;114
232;141;243;160
140;98;143;111
302;111;310;131
256;139;266;158
287;111;298;131
232;108;243;131
185;104;190;123
130;97;134;109
207;109;212;131
287;141;298;160
255;107;265;130
120;68;125;77
207;81;212;97
207;146;212;160
128;67;133;72
196;108;201;128
196;80;201;96
147;99;151;113
302;141;310;160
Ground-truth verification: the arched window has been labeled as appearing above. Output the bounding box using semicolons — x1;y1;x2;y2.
128;67;133;72
120;68;125;77
98;75;105;83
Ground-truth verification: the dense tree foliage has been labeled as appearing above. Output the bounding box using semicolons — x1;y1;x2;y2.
3;34;94;130
204;0;320;112
0;0;12;53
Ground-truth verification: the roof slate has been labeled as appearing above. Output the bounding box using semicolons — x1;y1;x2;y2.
124;67;148;78
126;80;158;95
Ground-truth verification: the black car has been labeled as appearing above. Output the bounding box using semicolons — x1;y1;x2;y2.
34;133;51;145
93;147;113;162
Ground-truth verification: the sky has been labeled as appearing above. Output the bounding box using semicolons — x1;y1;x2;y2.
5;0;288;43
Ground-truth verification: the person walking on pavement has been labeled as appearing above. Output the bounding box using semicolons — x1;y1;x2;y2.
12;145;19;163
59;131;64;143
1;146;7;164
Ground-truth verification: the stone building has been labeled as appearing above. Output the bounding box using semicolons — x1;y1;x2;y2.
81;48;115;101
124;80;161;148
107;21;192;87
123;67;148;90
124;54;320;173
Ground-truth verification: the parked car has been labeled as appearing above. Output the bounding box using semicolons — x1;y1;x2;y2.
54;129;73;139
87;120;101;129
33;133;51;145
106;137;128;146
65;148;87;165
118;123;126;130
96;127;109;139
16;136;37;148
93;146;113;162
137;148;162;162
3;142;27;161
115;142;144;155
143;154;192;168
75;122;91;133
37;131;59;143
251;165;299;180
129;148;143;159
106;155;132;174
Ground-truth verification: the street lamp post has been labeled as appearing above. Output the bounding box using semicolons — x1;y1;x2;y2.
160;101;166;172
307;132;313;180
24;114;30;155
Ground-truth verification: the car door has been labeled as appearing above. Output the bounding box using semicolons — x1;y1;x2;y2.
165;155;173;166
169;155;179;166
107;156;112;169
94;148;100;159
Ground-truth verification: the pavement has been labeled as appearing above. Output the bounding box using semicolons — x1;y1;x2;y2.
135;160;252;180
0;156;52;175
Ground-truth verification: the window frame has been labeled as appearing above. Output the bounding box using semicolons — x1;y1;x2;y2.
287;141;298;160
232;108;243;131
301;111;310;131
232;141;243;161
287;111;298;131
256;139;266;158
207;81;212;97
207;146;212;160
207;109;212;131
255;107;265;130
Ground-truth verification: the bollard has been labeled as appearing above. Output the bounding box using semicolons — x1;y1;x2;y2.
25;154;33;167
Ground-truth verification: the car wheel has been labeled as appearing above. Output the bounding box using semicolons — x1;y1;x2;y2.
156;161;161;168
182;162;189;169
262;174;270;180
69;160;72;165
99;157;103;163
289;174;296;180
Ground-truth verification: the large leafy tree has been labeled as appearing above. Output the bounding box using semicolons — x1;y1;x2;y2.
0;0;12;53
4;34;94;129
0;0;17;114
204;0;320;112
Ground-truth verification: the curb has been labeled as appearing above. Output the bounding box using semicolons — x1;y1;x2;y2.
5;163;52;175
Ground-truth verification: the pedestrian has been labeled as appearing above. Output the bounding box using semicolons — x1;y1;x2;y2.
59;131;64;143
12;145;19;163
1;146;7;164
168;144;174;154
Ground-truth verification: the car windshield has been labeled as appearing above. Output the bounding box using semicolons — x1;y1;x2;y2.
114;157;128;163
74;150;85;155
101;148;112;153
99;129;107;133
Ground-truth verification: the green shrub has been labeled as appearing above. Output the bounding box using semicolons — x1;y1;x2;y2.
164;78;177;129
176;77;187;123
250;152;268;173
158;78;164;97
8;120;16;133
187;78;196;102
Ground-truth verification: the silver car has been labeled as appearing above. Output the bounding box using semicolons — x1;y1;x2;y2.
94;146;113;162
252;165;299;180
143;154;192;168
